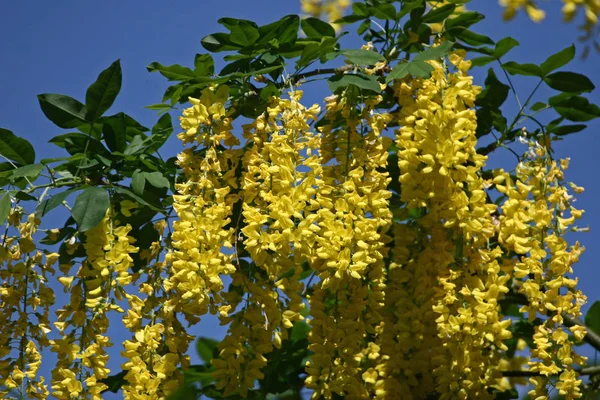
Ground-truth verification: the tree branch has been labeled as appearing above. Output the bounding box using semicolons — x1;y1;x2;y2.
289;65;354;86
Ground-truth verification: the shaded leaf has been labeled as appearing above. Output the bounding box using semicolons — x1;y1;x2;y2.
196;337;219;364
194;54;215;76
422;4;455;23
408;60;435;78
0;128;35;165
143;171;170;190
131;169;145;196
301;17;336;38
585;301;600;336
414;41;454;61
11;164;43;180
230;21;260;47
328;73;381;93
71;187;110;232
0;193;11;226
386;62;411;82
35;188;80;217
340;49;385;65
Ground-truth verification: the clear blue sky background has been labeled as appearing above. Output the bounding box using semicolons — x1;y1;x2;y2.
1;0;599;398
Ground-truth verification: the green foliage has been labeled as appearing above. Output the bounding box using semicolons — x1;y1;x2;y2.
0;128;35;166
586;301;600;336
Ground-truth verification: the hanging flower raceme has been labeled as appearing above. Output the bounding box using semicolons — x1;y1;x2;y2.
393;49;512;398
50;209;138;399
305;93;393;399
496;137;587;400
166;85;241;393
121;219;184;399
0;208;55;399
212;90;322;396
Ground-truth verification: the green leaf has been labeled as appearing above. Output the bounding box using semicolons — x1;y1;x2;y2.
85;60;122;121
102;112;127;153
0;193;11;226
340;49;385;65
444;11;484;30
476;69;509;109
422;4;455;23
201;32;242;53
551;95;600;121
297;43;321;68
99;371;127;394
301;17;336;38
414;41;454;61
453;29;494;46
35;188;80;217
38;94;88;129
14;191;36;201
124;135;146;156
112;186;161;211
145;103;173;112
291;321;311;342
502;61;542;77
71;187;110;232
328;73;381;93
147;62;195;81
386;62;411;82
352;2;368;16
585;301;600;336
143;171;170;190
11;164;43;180
368;3;396;20
494;37;519;58
229;21;260;47
0;128;35;165
147;113;173;153
541;44;575;76
530;102;547;112
543;71;595;93
258;15;300;45
194;54;215;76
196;337;219;364
408;60;435;78
549;124;587;136
131;169;145;195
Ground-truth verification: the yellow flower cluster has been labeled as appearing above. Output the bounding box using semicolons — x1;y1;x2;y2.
212;91;322;396
168;86;238;327
496;137;587;399
121;220;186;398
163;51;587;399
500;0;600;36
301;0;350;29
390;49;513;399
305;93;393;398
0;210;55;399
51;210;138;399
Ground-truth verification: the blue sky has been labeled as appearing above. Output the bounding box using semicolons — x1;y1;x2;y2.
1;0;599;397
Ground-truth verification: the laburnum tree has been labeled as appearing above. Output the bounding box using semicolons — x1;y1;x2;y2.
2;0;600;399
